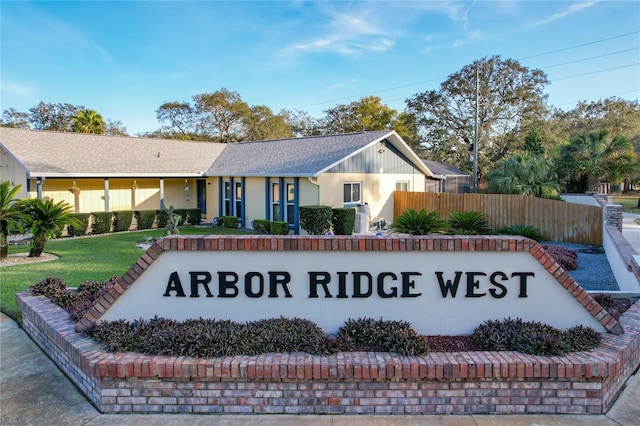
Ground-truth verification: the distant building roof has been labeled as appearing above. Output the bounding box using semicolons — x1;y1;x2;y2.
422;160;469;177
207;130;436;178
0;128;225;178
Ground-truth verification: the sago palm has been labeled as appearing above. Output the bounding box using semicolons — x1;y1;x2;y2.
389;209;448;235
23;198;82;257
0;181;28;258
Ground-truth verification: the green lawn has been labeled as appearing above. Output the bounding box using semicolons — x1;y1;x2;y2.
611;193;640;214
1;227;252;322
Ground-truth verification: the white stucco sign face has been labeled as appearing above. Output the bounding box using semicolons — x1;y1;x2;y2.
95;236;611;335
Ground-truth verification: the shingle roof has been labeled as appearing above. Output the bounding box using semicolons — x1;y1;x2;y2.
0;128;225;177
207;130;412;177
422;160;469;177
1;128;436;179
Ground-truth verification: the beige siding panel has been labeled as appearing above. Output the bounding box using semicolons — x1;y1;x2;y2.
1;148;29;197
244;177;266;229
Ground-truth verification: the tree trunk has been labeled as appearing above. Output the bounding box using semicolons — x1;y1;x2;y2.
28;234;47;257
0;229;8;259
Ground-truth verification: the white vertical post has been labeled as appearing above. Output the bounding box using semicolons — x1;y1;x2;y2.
160;178;165;209
104;178;110;212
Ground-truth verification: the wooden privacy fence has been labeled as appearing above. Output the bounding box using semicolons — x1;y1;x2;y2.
393;191;603;245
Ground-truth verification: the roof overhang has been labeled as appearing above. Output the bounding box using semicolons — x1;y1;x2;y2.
26;172;207;179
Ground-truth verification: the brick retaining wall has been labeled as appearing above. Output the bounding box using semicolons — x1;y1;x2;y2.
17;291;640;415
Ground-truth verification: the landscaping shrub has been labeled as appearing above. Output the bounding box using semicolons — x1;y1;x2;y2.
332;207;356;235
471;317;600;356
91;212;113;234
447;211;490;235
495;224;543;241
299;205;332;235
66;213;90;237
252;219;270;234
389;208;448;235
173;209;188;226
270;221;290;235
113;211;133;232
67;277;118;321
541;244;578;270
333;317;430;356
89;316;330;357
186;209;201;225
136;210;156;230
593;294;635;320
156;210;169;229
222;215;239;228
29;276;67;298
562;325;602;352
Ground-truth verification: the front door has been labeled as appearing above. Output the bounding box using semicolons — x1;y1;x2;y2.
197;179;206;215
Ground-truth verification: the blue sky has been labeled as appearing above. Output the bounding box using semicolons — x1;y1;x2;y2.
1;1;639;135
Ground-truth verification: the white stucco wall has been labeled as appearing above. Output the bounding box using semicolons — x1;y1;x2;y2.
317;171;426;223
101;249;605;335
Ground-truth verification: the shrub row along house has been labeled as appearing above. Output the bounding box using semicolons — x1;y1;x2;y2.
0;127;465;234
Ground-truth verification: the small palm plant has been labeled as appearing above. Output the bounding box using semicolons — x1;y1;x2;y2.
447;211;491;235
0;181;28;258
23;198;82;257
389;208;448;235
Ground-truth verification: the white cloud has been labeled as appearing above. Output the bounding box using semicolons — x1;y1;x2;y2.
530;1;598;28
1;82;35;98
281;3;396;57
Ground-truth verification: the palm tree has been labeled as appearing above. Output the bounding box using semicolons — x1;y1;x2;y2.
23;198;82;257
486;151;560;198
71;109;105;134
0;181;28;258
558;130;639;193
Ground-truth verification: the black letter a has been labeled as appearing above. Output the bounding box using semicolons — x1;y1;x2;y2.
164;271;186;297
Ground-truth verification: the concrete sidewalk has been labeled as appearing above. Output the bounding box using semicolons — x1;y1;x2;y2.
622;212;640;253
1;312;639;425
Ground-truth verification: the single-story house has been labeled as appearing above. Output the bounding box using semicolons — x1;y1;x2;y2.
1;128;444;234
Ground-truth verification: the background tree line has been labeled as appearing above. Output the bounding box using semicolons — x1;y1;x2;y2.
2;55;639;194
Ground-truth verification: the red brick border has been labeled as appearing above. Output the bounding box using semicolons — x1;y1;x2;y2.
75;235;622;335
17;292;640;415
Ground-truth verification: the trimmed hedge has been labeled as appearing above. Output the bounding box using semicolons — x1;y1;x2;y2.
270;221;290;235
113;211;133;232
186;209;201;225
91;212;113;234
222;215;239;228
332;207;356;235
253;219;270;234
299;205;332;235
156;210;169;229
136;211;156;230
67;213;90;237
173;209;188;226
